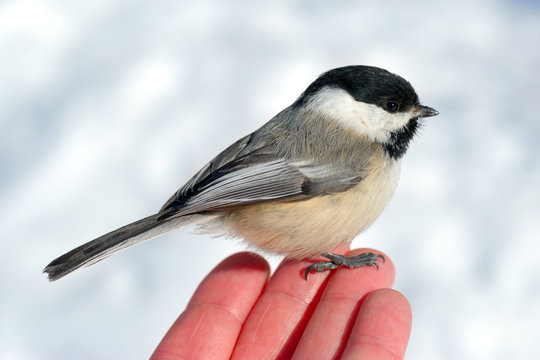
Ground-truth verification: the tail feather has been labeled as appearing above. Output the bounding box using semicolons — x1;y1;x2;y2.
43;214;197;281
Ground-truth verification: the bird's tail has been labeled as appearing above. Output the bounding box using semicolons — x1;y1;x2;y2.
43;213;199;281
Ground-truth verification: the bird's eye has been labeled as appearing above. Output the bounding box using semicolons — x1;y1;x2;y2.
386;101;399;113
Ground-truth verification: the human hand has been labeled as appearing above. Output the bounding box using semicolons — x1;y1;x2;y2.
151;248;411;359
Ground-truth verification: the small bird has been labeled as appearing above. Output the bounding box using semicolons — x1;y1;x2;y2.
44;65;438;281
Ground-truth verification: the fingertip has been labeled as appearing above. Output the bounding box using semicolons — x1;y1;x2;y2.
342;288;412;360
363;288;412;326
215;251;271;276
190;251;270;306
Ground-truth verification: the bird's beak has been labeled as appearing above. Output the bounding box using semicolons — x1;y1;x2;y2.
416;105;439;118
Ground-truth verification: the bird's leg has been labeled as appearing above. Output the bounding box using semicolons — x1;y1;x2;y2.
304;252;385;279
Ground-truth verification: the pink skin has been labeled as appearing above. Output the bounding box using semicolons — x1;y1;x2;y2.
151;247;412;360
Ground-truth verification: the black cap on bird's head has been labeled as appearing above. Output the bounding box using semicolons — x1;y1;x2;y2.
295;65;439;159
298;66;422;113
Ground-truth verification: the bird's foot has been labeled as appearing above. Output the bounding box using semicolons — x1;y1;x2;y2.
304;252;385;279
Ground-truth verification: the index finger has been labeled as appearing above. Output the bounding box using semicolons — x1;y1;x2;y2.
151;252;270;360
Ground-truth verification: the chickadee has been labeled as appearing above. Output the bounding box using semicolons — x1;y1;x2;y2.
44;65;438;281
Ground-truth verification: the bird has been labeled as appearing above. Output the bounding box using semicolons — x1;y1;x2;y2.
43;65;438;281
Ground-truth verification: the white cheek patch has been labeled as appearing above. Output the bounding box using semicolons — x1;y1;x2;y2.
306;87;415;143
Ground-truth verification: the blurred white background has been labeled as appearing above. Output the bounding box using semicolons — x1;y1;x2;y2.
1;0;539;359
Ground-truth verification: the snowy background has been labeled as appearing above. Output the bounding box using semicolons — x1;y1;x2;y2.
1;0;540;359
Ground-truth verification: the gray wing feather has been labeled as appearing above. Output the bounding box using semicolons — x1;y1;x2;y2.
175;160;306;215
160;155;365;219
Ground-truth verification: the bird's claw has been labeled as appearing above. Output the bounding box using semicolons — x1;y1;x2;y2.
304;252;385;280
304;261;338;280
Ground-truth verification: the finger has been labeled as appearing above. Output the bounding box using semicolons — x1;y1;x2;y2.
341;289;412;360
151;252;269;360
292;248;395;359
231;245;350;359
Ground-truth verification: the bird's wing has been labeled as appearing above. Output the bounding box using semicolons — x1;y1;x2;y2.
158;133;366;219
